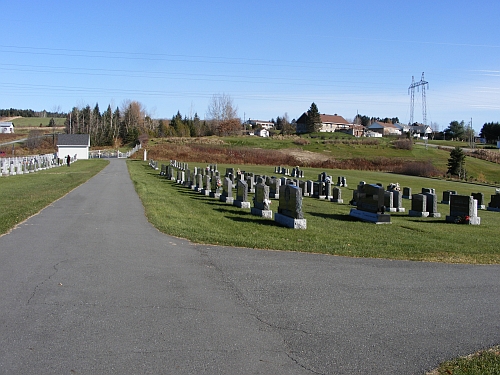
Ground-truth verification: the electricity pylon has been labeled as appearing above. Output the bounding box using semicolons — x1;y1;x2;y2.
408;72;429;125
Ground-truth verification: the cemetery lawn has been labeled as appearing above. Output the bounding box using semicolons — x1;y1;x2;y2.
127;160;500;264
0;159;108;236
429;346;500;375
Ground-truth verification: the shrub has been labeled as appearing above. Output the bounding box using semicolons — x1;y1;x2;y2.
393;138;413;150
293;138;310;146
394;161;443;177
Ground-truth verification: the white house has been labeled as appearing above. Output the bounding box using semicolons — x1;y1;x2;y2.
367;122;401;136
254;129;270;137
0;122;15;133
247;119;274;130
57;134;90;160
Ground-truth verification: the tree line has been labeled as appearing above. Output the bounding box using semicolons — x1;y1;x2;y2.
0;108;66;118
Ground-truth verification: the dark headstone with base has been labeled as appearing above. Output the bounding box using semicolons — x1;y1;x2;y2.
487;191;500;212
349;183;391;224
274;184;306;229
446;195;480;225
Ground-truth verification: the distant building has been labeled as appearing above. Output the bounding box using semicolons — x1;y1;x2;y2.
0;122;14;133
254;129;270;137
247;119;274;130
296;113;350;133
366;122;401;136
57;134;90;160
394;123;432;138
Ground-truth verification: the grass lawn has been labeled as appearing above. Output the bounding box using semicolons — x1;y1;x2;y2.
128;160;500;264
429;346;500;375
0;159;108;235
9;117;66;127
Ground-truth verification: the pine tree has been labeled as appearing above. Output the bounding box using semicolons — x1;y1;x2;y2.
306;102;321;133
447;147;466;179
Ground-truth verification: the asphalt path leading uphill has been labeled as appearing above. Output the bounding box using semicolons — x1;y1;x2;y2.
0;159;498;374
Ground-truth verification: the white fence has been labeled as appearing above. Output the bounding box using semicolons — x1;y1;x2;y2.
0;153;69;177
89;143;142;159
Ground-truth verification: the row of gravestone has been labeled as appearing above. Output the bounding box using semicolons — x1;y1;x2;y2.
154;160;500;227
156;160;307;229
0;154;66;177
349;182;500;225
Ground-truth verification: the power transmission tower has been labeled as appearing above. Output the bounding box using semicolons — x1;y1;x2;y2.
408;72;429;125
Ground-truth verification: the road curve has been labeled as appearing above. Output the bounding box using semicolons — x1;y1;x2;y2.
0;159;498;374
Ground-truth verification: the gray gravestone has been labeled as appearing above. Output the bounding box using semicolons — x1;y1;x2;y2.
425;193;441;217
331;187;343;203
201;175;211;196
234;180;250;208
275;184;306;229
251;182;273;218
409;194;429;217
219;177;234;203
209;176;222;198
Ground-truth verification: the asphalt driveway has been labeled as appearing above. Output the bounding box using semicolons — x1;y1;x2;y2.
0;159;498;374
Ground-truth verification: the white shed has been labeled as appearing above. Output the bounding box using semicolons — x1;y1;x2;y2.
0;122;15;133
57;134;90;160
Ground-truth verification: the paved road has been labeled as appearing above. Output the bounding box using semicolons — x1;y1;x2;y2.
0;159;498;374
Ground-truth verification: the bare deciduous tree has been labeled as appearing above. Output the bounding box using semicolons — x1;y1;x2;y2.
206;93;240;135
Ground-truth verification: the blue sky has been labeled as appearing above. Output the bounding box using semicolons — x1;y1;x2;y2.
2;0;499;132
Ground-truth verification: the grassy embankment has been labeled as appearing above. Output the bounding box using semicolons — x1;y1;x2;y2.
127;158;500;264
145;134;500;184
0;159;108;235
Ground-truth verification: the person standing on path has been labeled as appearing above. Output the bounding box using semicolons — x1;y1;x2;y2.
66;155;71;167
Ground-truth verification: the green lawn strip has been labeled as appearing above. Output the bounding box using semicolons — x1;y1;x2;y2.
0;159;109;235
9;117;66;127
429;346;500;375
128;160;500;264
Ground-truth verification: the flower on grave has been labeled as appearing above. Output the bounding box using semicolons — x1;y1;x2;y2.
454;215;470;224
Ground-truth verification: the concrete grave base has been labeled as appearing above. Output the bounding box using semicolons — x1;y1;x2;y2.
446;215;481;225
234;201;251;209
409;210;429;217
201;189;211;196
220;196;234;204
389;207;406;213
274;213;307;229
330;198;344;203
349;209;391;224
209;192;221;199
251;208;273;219
478;205;486;210
429;212;441;218
487;207;500;212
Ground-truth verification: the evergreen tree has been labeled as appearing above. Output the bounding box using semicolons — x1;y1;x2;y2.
306;102;321;133
447;147;466;179
157;119;166;137
444;120;465;140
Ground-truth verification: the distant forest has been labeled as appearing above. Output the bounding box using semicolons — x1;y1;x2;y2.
0;108;67;118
